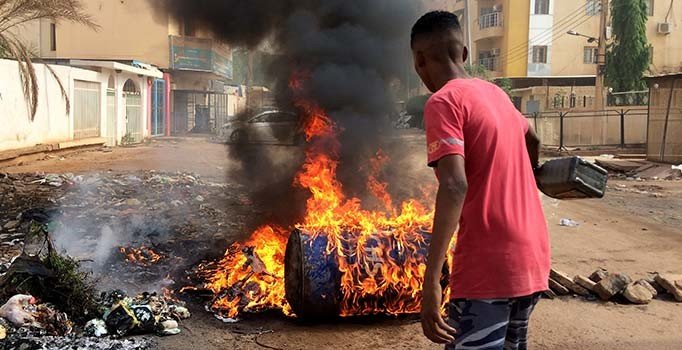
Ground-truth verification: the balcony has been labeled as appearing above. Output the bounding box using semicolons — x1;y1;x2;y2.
169;36;233;79
474;12;504;41
479;56;500;72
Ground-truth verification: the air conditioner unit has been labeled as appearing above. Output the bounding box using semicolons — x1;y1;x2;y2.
491;48;501;56
492;5;501;12
658;22;672;34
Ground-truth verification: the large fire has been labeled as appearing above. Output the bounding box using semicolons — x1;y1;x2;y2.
190;74;444;320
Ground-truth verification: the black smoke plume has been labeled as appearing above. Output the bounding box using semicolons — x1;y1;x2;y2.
155;0;424;228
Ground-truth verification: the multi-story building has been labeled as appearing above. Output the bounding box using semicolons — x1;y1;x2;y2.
445;0;682;112
14;0;246;144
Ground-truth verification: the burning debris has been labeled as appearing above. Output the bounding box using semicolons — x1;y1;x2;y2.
119;246;165;267
184;81;443;321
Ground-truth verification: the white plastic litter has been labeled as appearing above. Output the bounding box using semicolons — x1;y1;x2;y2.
559;218;580;227
0;294;36;326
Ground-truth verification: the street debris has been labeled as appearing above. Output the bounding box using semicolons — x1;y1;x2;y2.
559;218;580;227
548;268;682;305
0;294;36;326
0;171;224;348
596;158;682;180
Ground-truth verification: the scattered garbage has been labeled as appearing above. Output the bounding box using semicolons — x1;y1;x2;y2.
559;218;580;227
98;290;190;337
0;294;35;327
84;318;108;337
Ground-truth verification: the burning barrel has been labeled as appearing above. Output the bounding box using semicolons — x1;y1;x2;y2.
284;228;445;319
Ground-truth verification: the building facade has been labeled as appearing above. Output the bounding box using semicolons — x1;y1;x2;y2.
451;0;682;78
13;0;246;144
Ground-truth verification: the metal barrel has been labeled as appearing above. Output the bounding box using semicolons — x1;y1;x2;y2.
284;229;341;319
284;228;436;319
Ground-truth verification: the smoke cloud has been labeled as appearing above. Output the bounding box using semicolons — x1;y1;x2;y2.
155;0;425;224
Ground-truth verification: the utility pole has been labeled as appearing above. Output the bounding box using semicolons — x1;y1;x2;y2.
595;0;609;110
464;0;473;64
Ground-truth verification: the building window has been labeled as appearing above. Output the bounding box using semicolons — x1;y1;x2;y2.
532;46;548;63
644;0;654;16
534;0;550;15
649;46;654;64
50;22;56;51
478;49;500;71
183;17;196;37
586;0;600;15
583;47;598;64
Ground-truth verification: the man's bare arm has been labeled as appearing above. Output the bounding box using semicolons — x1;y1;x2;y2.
525;122;541;170
421;154;467;344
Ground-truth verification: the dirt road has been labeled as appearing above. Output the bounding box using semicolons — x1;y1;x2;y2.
2;136;681;350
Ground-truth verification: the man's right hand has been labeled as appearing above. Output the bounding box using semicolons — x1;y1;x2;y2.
421;280;456;344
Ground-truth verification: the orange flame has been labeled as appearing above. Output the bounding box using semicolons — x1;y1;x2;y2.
194;73;444;319
119;246;164;266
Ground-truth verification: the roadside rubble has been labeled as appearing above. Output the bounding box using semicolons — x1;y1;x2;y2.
546;267;682;305
595;158;682;181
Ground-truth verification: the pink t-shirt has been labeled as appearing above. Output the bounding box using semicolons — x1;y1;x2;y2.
424;78;550;300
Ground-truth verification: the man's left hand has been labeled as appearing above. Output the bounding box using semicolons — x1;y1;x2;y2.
421;280;456;344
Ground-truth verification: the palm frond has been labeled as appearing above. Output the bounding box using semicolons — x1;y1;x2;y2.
0;0;96;121
1;32;38;120
45;63;70;114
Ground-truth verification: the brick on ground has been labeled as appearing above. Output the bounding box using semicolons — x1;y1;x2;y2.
594;273;632;301
589;268;609;283
549;278;570;295
635;279;658;297
654;274;682;302
574;275;597;292
550;268;591;296
623;282;654;304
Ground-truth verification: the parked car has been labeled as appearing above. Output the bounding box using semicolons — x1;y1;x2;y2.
220;110;304;145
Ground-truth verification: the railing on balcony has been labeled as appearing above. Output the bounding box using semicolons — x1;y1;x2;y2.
169;35;233;79
479;56;499;72
479;12;503;29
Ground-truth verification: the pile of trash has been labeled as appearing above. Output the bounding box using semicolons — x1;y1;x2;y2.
0;290;190;349
595;158;682;181
94;290;191;338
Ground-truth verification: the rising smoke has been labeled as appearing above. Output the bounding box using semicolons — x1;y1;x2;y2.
155;0;426;226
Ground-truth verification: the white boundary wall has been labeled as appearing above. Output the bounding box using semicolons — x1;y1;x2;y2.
0;59;149;152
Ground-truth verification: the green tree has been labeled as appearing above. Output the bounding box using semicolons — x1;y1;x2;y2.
464;63;491;80
0;0;95;120
606;0;651;92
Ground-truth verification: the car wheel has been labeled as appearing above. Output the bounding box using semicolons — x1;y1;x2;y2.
230;130;247;144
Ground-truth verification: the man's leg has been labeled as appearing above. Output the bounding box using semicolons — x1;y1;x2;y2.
504;293;541;350
445;299;512;350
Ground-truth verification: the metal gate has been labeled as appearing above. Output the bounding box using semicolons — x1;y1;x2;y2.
151;79;166;136
125;92;143;143
73;80;101;139
106;89;116;146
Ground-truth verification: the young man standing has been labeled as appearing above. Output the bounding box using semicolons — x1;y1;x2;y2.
411;11;551;350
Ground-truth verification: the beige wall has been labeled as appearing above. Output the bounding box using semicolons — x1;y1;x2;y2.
648;76;682;162
51;0;172;68
648;0;682;74
551;0;682;76
551;2;601;76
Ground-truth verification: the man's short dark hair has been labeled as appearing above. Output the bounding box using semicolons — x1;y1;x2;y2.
411;11;462;48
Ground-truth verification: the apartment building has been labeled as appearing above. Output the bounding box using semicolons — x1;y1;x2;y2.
439;0;682;112
453;0;681;77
